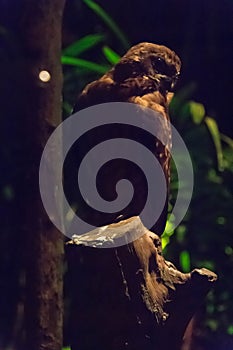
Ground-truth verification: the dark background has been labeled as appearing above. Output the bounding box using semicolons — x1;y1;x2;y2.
0;0;232;349
63;0;233;136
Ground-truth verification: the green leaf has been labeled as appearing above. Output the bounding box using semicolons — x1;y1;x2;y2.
189;101;205;124
61;56;109;74
62;347;71;350
220;133;233;148
206;319;218;331
176;225;187;243
227;325;233;335
161;235;170;249
179;250;190;272
102;45;120;65
62;34;105;57
161;215;176;249
63;101;73;116
82;0;130;49
170;83;197;114
2;185;14;201
198;260;215;271
225;246;233;256
205;116;224;171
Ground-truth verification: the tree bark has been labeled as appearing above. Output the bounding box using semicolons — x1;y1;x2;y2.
67;217;217;350
0;1;66;349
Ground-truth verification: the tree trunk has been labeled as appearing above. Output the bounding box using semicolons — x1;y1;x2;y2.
0;1;66;349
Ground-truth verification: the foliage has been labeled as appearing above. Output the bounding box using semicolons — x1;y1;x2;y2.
62;0;128;116
163;89;233;335
82;0;129;49
62;34;121;115
62;1;233;339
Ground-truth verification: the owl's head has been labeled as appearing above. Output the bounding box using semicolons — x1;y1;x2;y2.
113;42;181;92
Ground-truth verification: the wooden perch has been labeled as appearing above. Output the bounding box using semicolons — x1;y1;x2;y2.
67;217;217;350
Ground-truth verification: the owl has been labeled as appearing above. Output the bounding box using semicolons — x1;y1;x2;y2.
67;42;181;236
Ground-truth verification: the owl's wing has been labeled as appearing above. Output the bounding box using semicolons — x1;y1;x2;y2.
71;77;171;236
73;74;161;112
73;75;116;112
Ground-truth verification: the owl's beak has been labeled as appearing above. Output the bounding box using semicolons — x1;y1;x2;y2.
152;74;174;92
170;72;180;91
147;72;180;92
160;72;180;92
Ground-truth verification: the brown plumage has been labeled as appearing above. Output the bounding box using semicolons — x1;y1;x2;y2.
68;42;181;236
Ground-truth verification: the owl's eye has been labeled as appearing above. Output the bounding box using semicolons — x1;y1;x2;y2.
151;57;167;74
113;60;143;82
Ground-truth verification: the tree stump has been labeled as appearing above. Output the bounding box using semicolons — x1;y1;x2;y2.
67;217;217;350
